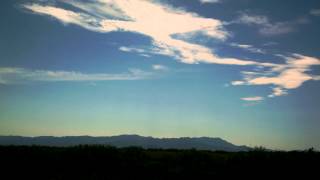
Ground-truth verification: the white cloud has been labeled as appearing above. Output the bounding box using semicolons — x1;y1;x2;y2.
231;81;245;85
241;96;264;101
268;87;287;98
247;54;320;89
241;71;264;76
119;46;146;53
152;64;168;71
230;43;266;54
199;0;220;4
231;54;320;97
119;46;153;58
23;0;276;66
140;54;151;58
0;67;151;84
247;69;312;89
230;43;251;49
310;9;320;16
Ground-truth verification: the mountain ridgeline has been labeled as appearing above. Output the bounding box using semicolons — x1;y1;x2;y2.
0;135;250;151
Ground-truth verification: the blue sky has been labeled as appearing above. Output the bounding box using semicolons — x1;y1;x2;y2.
1;0;320;150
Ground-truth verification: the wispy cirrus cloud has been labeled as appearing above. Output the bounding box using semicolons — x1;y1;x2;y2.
199;0;220;4
232;13;309;36
0;67;152;84
152;64;168;71
310;9;320;16
119;46;146;53
241;96;264;102
235;13;269;25
118;46;153;58
230;43;266;54
118;46;151;57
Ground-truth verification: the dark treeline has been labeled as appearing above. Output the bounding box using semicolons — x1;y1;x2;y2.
1;145;318;179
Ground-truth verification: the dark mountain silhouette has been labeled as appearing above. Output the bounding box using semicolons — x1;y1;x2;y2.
0;135;250;151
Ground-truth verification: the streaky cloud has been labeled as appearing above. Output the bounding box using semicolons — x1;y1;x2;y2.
310;9;320;16
119;46;146;53
230;43;266;54
152;64;168;71
241;96;264;101
199;0;220;4
0;67;152;84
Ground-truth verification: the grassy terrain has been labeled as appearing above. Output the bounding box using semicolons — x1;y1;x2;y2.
1;145;318;179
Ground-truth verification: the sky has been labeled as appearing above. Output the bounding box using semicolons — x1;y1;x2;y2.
1;0;320;150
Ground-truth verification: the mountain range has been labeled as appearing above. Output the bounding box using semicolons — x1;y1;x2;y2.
0;135;251;151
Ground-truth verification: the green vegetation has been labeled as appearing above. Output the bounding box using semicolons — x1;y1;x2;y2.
1;145;318;179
